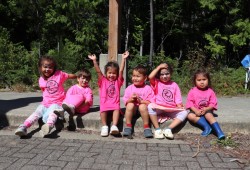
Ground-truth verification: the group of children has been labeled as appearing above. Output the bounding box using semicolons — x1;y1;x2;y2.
15;52;225;140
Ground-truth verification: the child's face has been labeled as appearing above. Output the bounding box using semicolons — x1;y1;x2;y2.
40;60;55;79
77;76;89;87
195;74;208;89
132;70;147;87
159;68;171;83
106;67;118;81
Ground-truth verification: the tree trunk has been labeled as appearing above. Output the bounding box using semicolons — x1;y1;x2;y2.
149;0;154;66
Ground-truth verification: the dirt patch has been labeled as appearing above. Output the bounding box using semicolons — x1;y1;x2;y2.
175;132;250;166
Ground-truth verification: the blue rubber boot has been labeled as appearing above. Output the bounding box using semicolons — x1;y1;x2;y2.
211;122;225;140
196;116;212;136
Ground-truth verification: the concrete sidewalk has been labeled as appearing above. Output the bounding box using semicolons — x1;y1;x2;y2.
0;91;250;134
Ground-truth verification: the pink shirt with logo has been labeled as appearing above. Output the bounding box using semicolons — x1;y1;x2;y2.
65;84;93;113
39;70;69;107
151;79;183;107
98;75;124;112
123;84;155;106
186;86;218;110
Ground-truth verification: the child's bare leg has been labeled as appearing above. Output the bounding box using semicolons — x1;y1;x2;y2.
112;109;120;126
139;104;150;127
139;104;153;138
125;103;135;125
168;118;182;129
100;111;109;137
187;113;199;123
110;109;120;135
204;112;216;124
149;115;160;128
123;103;135;136
100;111;107;126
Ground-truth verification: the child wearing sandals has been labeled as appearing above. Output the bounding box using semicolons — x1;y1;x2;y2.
15;56;76;137
186;68;225;140
122;65;155;138
88;51;129;137
147;63;188;139
54;68;93;131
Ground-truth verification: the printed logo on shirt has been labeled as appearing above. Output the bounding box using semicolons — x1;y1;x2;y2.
198;99;208;108
107;84;116;98
162;89;173;102
46;80;58;94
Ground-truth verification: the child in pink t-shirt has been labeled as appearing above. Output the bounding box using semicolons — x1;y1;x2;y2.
123;65;155;138
88;51;129;137
54;69;93;131
15;56;76;137
147;63;188;139
186;69;225;140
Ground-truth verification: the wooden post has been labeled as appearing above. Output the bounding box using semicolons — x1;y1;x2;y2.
108;0;121;61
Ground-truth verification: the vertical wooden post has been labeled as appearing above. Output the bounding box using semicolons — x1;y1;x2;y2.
108;0;121;61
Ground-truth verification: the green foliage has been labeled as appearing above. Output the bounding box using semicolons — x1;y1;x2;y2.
229;19;250;49
204;31;226;58
211;133;238;147
0;27;39;88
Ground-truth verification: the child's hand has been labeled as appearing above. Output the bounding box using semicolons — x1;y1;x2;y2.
177;104;184;109
195;110;202;117
136;97;142;104
158;63;168;69
88;54;96;61
122;51;129;59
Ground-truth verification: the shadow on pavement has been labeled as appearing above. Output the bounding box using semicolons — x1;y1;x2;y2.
0;96;42;129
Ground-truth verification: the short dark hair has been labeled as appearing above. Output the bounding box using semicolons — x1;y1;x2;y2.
77;69;91;81
133;65;148;76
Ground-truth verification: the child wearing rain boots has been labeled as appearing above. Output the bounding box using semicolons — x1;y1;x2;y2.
186;68;225;140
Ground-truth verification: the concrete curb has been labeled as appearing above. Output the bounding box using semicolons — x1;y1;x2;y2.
0;92;250;134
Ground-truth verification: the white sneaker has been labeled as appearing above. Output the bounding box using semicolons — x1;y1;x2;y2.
110;125;119;135
39;124;53;137
154;129;164;139
100;125;109;137
163;128;174;139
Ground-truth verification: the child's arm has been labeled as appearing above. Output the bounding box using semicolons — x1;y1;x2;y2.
88;54;103;79
138;98;150;105
201;106;214;114
68;74;77;79
148;63;168;85
119;51;129;79
176;103;185;109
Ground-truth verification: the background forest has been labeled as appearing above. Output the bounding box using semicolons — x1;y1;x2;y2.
0;0;250;95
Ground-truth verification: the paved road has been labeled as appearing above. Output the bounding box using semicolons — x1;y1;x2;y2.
0;129;247;170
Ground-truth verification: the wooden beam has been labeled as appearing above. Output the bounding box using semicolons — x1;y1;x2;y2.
108;0;121;61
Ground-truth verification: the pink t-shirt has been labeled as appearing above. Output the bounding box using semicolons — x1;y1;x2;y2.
151;79;182;107
123;84;155;105
39;70;69;107
66;84;93;113
98;75;124;112
186;86;218;110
